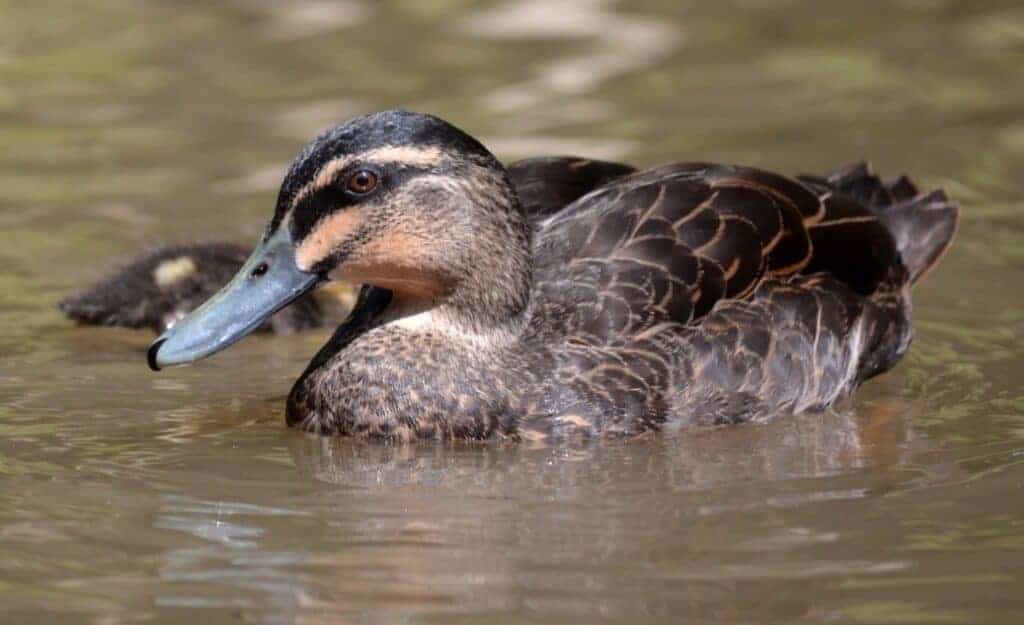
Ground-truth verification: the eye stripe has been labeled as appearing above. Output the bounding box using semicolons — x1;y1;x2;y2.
287;145;446;213
289;165;456;244
290;186;351;241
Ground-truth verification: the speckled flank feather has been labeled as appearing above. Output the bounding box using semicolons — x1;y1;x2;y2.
60;242;324;334
278;112;958;441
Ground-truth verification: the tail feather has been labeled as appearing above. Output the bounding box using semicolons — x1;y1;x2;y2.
876;189;959;285
822;162;959;286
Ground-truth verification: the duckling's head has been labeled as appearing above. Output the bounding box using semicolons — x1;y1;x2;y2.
149;110;531;370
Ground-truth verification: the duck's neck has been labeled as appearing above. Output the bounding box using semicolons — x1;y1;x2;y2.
384;177;533;346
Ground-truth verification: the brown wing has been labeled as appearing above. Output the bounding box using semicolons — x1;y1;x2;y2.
506;156;636;222
531;163;829;345
799;162;957;287
521;162;947;436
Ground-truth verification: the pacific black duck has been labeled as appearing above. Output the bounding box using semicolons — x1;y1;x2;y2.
147;110;959;441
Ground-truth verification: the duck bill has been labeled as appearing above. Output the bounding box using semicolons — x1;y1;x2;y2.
147;228;320;371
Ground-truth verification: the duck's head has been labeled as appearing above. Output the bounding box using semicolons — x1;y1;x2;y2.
148;110;530;370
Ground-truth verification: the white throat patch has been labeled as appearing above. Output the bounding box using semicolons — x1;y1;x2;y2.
382;307;512;351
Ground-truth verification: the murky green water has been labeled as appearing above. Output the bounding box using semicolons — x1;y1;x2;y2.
2;1;1024;622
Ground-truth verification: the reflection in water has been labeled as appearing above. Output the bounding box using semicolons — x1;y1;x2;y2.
138;404;919;624
2;0;1024;623
290;403;908;492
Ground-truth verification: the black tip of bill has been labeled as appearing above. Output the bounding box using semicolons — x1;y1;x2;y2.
147;338;166;371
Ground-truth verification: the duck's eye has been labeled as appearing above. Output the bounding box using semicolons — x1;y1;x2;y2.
346;170;378;194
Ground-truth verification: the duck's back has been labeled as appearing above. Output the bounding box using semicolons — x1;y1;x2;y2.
519;162;957;432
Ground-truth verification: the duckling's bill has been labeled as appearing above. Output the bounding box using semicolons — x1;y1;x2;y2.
147;227;320;370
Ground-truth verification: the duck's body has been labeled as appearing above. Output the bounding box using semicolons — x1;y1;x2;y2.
286;160;955;439
149;110;958;441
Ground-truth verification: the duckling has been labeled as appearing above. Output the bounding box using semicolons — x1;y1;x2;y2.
60;242;328;334
61;159;631;335
148;110;959;441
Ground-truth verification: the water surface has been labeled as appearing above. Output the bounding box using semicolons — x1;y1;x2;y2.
2;1;1024;623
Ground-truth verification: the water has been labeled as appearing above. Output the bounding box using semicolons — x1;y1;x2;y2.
2;0;1024;622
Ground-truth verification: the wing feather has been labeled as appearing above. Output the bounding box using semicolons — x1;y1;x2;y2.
532;163;824;345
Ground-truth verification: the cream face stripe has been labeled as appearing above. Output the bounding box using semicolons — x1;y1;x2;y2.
286;145;447;217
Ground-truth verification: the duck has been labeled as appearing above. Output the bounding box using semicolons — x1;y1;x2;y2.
60;159;632;335
146;109;959;441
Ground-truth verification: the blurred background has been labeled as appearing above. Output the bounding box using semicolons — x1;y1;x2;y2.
1;1;1024;623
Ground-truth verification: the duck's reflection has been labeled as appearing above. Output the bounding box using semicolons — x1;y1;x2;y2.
281;402;923;622
287;399;917;492
148;398;946;623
